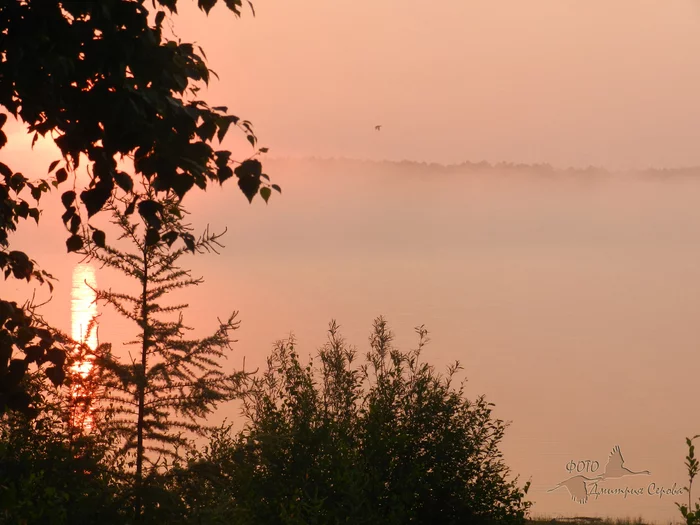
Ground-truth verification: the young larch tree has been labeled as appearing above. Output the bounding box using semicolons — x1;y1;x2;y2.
82;193;245;519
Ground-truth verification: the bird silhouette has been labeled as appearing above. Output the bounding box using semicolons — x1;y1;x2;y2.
374;125;382;131
598;445;650;480
548;475;601;504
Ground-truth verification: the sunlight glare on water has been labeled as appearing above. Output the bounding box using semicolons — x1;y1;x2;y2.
70;263;98;431
71;263;98;350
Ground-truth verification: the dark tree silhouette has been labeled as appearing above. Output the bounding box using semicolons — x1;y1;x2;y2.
81;195;245;520
0;0;277;415
180;318;532;525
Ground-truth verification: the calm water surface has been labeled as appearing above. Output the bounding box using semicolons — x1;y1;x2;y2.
69;160;700;523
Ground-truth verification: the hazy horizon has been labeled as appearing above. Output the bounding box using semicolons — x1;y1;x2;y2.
170;0;700;171
6;155;699;524
265;154;700;173
5;1;700;522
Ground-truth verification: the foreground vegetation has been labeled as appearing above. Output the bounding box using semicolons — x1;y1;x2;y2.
0;316;532;524
3;183;696;525
2;188;697;524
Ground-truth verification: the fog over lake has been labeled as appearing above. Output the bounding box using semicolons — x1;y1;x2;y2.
9;158;700;523
5;2;700;522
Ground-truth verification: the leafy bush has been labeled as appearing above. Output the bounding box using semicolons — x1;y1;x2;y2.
0;381;123;525
1;317;531;524
183;318;531;525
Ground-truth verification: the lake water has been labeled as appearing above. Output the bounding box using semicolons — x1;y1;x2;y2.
65;158;700;523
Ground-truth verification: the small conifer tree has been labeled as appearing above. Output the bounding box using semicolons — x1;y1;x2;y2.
82;194;245;519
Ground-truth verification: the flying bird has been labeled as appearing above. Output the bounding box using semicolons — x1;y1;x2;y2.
598;445;650;480
548;475;601;504
374;125;382;131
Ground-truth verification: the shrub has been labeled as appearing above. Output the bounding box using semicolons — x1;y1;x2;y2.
185;317;531;525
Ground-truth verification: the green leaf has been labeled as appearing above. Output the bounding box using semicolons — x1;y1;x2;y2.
46;348;66;367
55;168;68;184
145;228;161;247
92;229;106;248
48;160;60;173
198;119;217;142
260;186;271;203
138;200;162;229
28;208;40;224
23;345;45;364
182;233;196;253
238;176;260;203
234;159;262;202
234;159;262;179
224;0;243;15
45;365;66;387
66;235;83;253
30;185;42;201
80;185;111;217
172;174;194;199
8;251;33;280
215;150;232;169
125;197;138;216
272;184;281;194
61;191;76;209
15;200;29;219
10;173;26;192
80;175;114;217
61;207;75;224
218;165;233;185
8;359;28;387
161;231;178;247
69;214;81;234
216;116;233;143
198;0;217;14
246;134;256;147
155;10;166;28
114;171;134;192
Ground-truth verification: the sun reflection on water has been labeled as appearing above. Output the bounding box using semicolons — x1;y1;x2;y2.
71;263;98;350
70;263;98;431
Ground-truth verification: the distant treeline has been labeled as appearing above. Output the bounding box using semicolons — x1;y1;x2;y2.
266;156;700;178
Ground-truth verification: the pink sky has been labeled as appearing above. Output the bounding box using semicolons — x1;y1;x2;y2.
175;0;700;170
